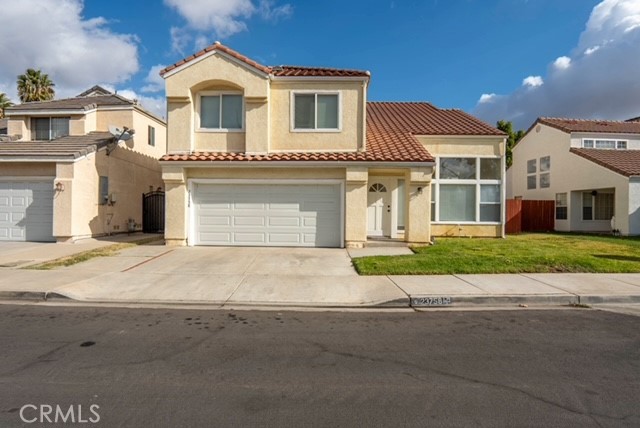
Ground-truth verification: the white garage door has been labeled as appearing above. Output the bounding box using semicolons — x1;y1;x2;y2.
192;183;342;247
0;180;54;242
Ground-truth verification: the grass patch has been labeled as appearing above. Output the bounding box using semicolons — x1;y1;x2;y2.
352;233;640;275
26;236;162;270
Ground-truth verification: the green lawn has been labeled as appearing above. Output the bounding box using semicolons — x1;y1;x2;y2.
352;233;640;275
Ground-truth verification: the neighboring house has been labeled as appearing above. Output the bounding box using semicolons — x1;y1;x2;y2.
507;117;640;236
0;118;7;136
0;86;166;242
160;42;506;248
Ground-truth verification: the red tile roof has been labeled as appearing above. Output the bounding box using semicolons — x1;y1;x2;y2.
539;117;640;134
570;148;640;177
160;42;369;78
366;102;506;136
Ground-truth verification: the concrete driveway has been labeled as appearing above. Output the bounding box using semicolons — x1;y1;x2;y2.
48;246;407;307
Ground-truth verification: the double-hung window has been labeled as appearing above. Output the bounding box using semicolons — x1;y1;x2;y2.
292;92;340;131
31;117;70;140
198;92;243;131
555;193;568;220
582;139;628;149
433;157;502;223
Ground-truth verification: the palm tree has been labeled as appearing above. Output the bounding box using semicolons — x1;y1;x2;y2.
17;69;55;102
0;92;13;118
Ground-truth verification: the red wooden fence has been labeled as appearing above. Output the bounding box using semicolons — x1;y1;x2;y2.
506;199;555;234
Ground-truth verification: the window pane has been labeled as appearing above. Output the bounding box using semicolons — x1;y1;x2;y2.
540;173;550;188
582;192;593;220
480;158;501;179
397;179;405;228
51;117;69;139
440;158;476;180
527;159;536;173
431;184;436;222
555;193;567;206
556;207;568;220
594;193;614;220
439;184;475;221
99;176;109;205
595;140;615;149
317;94;338;129
480;204;501;222
540;156;550;172
148;125;155;146
481;185;500;203
221;95;243;129
583;139;594;148
294;94;315;129
617;141;627;149
200;96;220;128
32;118;50;140
527;175;536;190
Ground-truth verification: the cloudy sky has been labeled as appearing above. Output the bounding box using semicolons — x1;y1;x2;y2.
0;0;638;129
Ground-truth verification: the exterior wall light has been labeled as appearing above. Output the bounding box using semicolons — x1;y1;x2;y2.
55;182;65;192
417;187;423;195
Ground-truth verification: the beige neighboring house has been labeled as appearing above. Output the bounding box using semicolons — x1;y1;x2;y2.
1;86;167;242
507;117;640;235
160;43;506;248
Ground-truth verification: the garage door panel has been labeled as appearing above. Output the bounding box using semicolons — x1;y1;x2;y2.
0;181;54;242
193;183;341;247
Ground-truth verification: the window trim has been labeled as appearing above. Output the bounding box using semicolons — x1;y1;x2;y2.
290;90;342;133
582;138;628;150
195;91;245;133
431;155;503;225
555;193;568;220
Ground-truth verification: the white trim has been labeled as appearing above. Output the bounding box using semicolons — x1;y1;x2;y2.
6;109;91;116
0;157;76;163
581;137;629;150
161;49;270;80
187;179;345;248
0;176;55;181
290;90;342;132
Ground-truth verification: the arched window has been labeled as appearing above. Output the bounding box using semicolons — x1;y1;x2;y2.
368;183;387;193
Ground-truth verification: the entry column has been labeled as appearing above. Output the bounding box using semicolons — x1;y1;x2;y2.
405;167;432;245
345;167;368;248
162;166;188;246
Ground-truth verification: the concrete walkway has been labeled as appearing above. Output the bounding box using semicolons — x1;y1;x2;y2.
0;243;639;309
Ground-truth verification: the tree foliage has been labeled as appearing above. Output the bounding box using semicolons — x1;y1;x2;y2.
17;69;55;103
497;120;525;168
0;92;14;118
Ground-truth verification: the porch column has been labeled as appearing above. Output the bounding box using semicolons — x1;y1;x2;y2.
163;166;188;246
345;167;368;248
405;167;432;245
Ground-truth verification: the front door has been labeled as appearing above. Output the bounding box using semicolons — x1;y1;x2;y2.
367;180;392;236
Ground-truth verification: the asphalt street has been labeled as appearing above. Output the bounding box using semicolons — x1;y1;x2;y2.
0;305;638;427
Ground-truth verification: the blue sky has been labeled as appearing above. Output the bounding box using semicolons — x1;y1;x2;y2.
1;0;639;129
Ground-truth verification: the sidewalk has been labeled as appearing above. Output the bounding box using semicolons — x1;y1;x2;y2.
0;243;639;309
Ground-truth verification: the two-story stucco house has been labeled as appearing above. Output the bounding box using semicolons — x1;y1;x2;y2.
507;117;640;235
160;42;506;248
1;86;167;242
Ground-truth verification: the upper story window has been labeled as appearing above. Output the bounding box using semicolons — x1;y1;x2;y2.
197;92;243;131
31;117;69;140
582;139;627;150
292;92;340;131
148;125;155;146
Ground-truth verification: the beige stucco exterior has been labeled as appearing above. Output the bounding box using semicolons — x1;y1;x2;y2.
507;123;639;235
1;98;167;242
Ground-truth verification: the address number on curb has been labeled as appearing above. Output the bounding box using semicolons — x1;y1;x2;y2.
411;296;452;307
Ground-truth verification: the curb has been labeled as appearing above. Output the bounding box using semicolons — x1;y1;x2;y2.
410;294;579;308
578;295;640;304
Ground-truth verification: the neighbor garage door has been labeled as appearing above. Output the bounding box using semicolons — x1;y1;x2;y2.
0;180;54;242
192;183;342;247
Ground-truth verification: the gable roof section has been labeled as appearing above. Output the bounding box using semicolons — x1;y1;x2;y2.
77;85;113;97
570;148;640;177
160;42;369;79
538;117;640;134
627;116;640;123
5;94;133;112
0;132;113;161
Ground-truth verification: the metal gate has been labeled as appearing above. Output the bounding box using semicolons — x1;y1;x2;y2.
142;190;165;233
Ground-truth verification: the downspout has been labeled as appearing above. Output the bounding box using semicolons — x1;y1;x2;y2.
361;74;369;152
501;136;507;238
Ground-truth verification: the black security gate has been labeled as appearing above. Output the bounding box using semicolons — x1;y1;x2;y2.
142;190;165;233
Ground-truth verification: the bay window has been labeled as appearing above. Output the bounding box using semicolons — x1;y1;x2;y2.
432;157;503;223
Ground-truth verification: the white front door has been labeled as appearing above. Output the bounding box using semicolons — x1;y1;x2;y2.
367;180;392;236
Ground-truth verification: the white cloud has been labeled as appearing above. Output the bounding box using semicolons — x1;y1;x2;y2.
165;0;292;40
478;93;497;103
522;75;544;88
0;0;139;100
101;85;166;120
474;0;640;129
553;56;572;70
141;65;167;93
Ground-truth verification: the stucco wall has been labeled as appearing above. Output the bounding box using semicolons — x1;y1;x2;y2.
269;81;364;152
509;123;630;233
418;136;505;157
1;163;56;176
628;178;640;235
